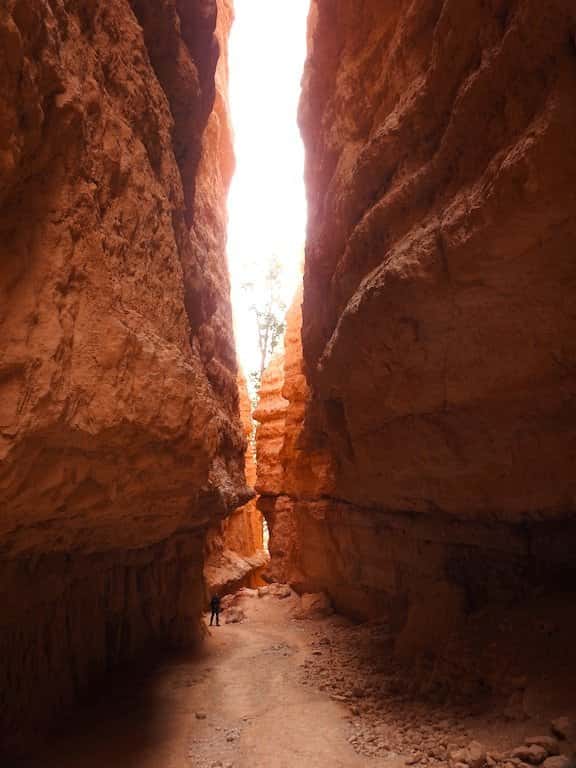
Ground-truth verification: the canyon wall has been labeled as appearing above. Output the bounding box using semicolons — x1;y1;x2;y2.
258;0;576;684
255;351;291;583
204;372;267;595
255;290;335;588
0;0;246;749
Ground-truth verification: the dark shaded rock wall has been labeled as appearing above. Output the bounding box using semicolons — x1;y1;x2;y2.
0;0;245;748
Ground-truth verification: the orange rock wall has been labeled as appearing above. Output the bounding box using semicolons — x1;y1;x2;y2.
258;295;576;636
0;0;245;749
258;0;576;663
255;290;334;585
254;353;289;496
300;0;576;519
280;287;334;501
205;372;267;595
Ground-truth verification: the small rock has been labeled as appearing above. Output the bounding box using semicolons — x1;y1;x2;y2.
266;583;292;599
511;745;548;765
223;606;245;624
450;748;465;763
467;741;488;768
451;741;487;768
525;737;561;757
294;592;334;619
195;711;207;720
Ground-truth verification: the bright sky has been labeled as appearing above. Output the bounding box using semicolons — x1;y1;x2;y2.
227;0;309;377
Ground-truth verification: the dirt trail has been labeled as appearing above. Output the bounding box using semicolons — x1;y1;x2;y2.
36;591;402;768
27;588;576;768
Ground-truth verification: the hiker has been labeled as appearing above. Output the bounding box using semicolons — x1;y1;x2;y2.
209;594;221;626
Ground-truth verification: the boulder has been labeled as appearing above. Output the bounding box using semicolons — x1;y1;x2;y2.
450;741;487;768
223;607;246;625
294;592;334;620
525;737;561;756
269;583;293;599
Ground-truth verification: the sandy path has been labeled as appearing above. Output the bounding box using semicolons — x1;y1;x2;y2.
35;593;403;768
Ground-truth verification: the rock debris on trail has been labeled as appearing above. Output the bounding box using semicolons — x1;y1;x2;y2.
36;586;576;768
37;586;394;768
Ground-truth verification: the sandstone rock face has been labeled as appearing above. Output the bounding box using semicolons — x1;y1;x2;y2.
300;0;576;519
254;352;291;584
280;287;335;501
259;0;576;674
204;372;268;595
254;352;289;496
255;290;334;586
0;0;245;748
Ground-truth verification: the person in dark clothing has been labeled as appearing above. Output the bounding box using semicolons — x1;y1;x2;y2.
209;594;221;626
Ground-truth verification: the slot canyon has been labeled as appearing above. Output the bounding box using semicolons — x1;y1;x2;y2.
1;1;575;767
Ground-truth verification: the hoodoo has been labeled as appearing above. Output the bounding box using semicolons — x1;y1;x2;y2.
0;0;251;748
256;0;576;691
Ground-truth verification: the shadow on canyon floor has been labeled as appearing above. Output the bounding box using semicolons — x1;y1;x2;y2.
14;587;576;768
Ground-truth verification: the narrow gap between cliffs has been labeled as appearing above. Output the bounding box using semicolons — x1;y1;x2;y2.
225;0;309;572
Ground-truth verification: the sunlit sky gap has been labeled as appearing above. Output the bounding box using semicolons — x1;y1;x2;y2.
227;0;309;377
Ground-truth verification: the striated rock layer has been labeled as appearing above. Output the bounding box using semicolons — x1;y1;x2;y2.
0;0;246;749
258;0;576;685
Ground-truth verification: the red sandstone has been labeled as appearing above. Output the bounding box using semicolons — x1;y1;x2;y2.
0;0;248;748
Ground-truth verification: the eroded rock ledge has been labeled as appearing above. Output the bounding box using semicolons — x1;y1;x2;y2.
0;0;245;748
